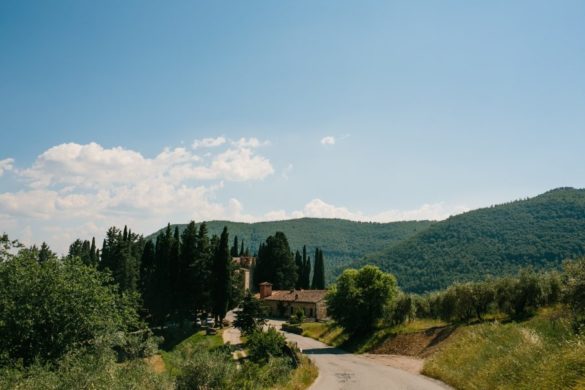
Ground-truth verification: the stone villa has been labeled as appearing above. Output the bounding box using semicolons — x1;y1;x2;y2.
258;282;328;321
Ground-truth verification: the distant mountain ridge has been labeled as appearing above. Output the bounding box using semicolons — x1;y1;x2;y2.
149;188;585;292
147;218;433;283
358;187;585;293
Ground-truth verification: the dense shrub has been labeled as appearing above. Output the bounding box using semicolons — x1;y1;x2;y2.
562;258;585;333
176;350;237;390
0;345;172;390
246;328;288;363
0;256;146;366
386;293;415;325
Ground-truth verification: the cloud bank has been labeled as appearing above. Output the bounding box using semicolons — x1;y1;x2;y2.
0;138;468;253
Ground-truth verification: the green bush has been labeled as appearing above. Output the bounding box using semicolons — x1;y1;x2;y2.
0;345;172;390
246;328;288;363
0;256;147;366
176;350;237;390
281;323;303;334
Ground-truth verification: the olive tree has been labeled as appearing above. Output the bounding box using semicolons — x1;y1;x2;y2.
0;255;145;366
327;265;398;332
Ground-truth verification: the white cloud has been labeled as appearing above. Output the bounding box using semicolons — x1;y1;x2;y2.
192;136;226;149
258;198;469;223
0;141;275;252
231;137;270;148
0;138;471;255
281;163;293;180
0;158;14;176
320;136;336;145
192;148;274;182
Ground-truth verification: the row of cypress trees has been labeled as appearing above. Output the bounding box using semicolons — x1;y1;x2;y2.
140;222;237;325
72;223;237;326
69;225;326;325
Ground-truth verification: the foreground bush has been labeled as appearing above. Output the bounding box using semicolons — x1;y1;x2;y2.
0;256;148;366
0;346;172;390
247;327;288;363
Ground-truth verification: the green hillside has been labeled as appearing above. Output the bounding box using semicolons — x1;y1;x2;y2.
148;218;433;284
360;187;585;293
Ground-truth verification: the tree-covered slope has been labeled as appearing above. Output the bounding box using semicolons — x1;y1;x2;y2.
360;188;585;293
148;218;433;284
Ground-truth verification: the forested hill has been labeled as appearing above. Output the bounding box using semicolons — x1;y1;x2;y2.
358;187;585;293
148;218;433;283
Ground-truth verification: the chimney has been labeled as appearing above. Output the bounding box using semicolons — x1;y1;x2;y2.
259;282;272;298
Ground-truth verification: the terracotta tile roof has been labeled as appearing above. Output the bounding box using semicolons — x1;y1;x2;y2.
262;289;327;303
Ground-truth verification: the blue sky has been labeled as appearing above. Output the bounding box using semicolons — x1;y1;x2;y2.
1;1;584;252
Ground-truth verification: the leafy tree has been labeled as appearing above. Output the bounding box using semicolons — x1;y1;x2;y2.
0;255;144;366
387;293;415;325
233;291;267;335
327;265;398;332
0;233;22;262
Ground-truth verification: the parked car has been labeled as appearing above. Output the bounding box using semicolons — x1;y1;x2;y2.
205;317;215;327
195;319;202;327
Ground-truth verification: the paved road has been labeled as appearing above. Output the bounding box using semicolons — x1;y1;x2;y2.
268;320;451;390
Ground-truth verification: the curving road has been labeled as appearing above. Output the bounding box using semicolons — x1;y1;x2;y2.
269;320;451;390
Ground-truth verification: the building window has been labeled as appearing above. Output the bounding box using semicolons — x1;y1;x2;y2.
290;306;293;315
310;308;313;317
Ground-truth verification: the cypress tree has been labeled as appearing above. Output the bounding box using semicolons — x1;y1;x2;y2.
179;221;198;317
169;226;181;315
89;237;97;265
231;236;239;257
194;222;212;311
311;248;326;289
302;248;312;290
239;240;245;256
295;250;303;289
212;227;231;325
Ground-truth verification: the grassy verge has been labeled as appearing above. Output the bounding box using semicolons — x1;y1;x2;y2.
300;318;446;354
271;355;318;390
423;308;585;389
159;329;224;376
